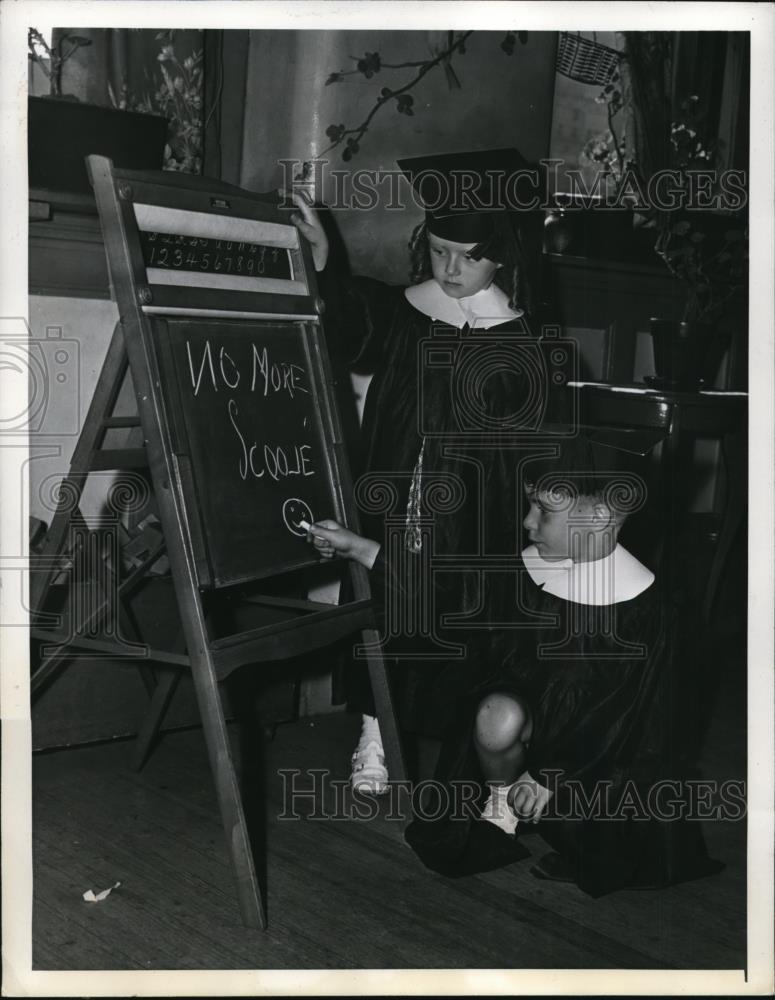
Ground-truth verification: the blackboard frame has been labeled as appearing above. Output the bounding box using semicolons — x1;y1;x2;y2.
93;162;354;591
103;167;321;321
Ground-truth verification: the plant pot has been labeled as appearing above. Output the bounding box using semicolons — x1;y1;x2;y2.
648;318;714;391
28;96;168;197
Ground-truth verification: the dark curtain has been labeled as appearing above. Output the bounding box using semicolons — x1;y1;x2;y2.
622;32;674;183
624;32;749;381
624;31;749;181
202;31;250;184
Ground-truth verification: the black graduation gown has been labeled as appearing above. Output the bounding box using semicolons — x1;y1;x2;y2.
404;556;723;894
319;270;564;738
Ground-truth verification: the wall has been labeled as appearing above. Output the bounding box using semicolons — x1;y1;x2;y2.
239;29;558;284
27;295;121;525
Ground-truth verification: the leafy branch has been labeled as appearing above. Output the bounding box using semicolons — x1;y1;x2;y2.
654;216;747;323
107;30;203;174
652;97;747;324
580;63;633;192
321;30;527;160
602;70;627;179
28;27;92;98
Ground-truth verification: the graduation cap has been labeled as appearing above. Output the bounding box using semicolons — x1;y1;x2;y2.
397;147;543;262
523;424;665;511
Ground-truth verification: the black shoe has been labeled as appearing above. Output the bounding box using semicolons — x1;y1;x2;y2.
530;851;575;883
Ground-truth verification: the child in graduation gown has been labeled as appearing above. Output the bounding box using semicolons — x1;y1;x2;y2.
402;432;723;895
289;149;563;791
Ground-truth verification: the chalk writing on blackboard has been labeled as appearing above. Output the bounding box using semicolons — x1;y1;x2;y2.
282;498;314;536
164;319;335;586
185;341;309;400
184;338;316;483
139;230;293;279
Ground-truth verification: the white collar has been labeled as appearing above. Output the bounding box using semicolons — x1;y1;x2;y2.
521;544;654;606
404;279;523;330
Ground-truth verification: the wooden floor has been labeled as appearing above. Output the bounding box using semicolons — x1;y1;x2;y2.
32;649;746;972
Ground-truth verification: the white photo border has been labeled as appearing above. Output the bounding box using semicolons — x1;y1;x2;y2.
2;2;773;996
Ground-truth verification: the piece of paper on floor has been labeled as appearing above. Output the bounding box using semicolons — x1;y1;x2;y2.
82;881;121;903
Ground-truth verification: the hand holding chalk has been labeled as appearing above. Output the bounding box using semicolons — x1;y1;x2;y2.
304;519;380;569
305;519;337;561
300;519;328;540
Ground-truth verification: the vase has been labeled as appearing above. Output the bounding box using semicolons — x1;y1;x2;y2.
648;318;714;391
543;209;573;253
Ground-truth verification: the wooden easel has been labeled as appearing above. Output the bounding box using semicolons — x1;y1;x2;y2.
30;156;406;930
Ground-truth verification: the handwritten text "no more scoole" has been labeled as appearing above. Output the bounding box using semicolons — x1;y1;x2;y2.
186;339;315;482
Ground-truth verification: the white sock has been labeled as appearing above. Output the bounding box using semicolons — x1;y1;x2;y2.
480;781;519;835
358;714;383;748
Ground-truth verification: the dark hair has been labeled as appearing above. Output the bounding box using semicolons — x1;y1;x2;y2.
407;216;534;316
523;439;648;521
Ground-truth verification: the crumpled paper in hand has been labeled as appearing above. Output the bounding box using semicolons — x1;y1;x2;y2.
83;881;121;902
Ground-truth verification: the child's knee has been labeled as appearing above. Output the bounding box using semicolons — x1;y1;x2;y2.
474;692;530;753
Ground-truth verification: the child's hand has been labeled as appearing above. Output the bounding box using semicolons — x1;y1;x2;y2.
281;189;329;272
509;772;553;824
306;519;380;569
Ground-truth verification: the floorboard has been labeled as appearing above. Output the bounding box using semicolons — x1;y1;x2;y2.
30;653;747;972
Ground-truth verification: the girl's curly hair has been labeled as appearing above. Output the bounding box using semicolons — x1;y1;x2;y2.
407;215;535;316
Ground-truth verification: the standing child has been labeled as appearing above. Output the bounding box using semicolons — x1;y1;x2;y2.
289;148;561;791
403;430;722;894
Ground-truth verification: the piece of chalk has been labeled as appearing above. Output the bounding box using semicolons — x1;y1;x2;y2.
298;519;312;531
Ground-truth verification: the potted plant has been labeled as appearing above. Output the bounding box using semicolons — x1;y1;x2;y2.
575;58;748;388
105;31;203;175
602;32;751;390
647;96;748;389
27;28;170;200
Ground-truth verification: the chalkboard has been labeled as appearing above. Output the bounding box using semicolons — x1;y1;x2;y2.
159;318;341;588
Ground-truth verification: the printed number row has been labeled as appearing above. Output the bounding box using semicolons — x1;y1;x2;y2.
147;247;272;273
145;232;279;256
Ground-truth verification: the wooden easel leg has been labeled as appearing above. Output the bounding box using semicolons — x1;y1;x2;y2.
188;651;267;929
359;628;407;784
30;323;129;614
102;549;160;700
131;667;181;771
31;536;165;697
